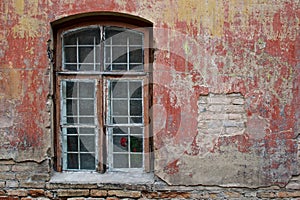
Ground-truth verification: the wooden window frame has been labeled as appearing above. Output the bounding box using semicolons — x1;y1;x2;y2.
52;14;152;173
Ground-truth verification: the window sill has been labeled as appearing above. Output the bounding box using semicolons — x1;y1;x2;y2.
50;171;155;185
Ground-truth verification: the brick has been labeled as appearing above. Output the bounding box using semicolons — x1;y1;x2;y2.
21;198;50;200
224;105;245;113
90;190;107;197
0;197;19;200
28;189;45;197
7;189;28;197
0;173;15;180
108;190;141;198
256;192;277;198
106;198;119;200
20;181;45;188
224;191;241;198
57;189;89;197
0;182;5;188
5;181;19;188
232;98;245;105
208;96;232;104
0;166;10;172
159;192;191;199
31;174;50;181
278;191;300;198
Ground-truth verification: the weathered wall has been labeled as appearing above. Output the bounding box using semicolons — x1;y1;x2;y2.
0;0;299;198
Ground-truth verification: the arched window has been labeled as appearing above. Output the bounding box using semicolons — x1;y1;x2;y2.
52;13;152;173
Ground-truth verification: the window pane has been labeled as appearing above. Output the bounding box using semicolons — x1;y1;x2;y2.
113;154;129;168
66;81;77;98
79;117;94;124
65;64;77;71
79;47;94;63
64;28;100;45
67;136;78;152
67;153;78;169
111;81;128;98
67;127;78;135
79;82;95;98
113;135;128;152
130;127;143;135
112;100;128;115
79;100;94;115
112;47;127;63
80;153;95;170
130;136;143;153
130;117;142;124
129;47;143;63
66;99;77;115
64;47;77;63
112;117;128;124
80;127;95;135
113;127;128;135
130;82;142;98
130;154;143;168
130;100;142;116
80;136;95;152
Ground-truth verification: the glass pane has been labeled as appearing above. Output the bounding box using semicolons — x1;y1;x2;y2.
113;154;129;168
130;82;142;98
65;64;77;71
80;153;95;170
113;127;128;135
130;154;143;168
130;127;143;135
67;153;78;169
66;82;77;98
67;127;78;135
131;64;144;71
79;100;94;115
66;99;77;115
67;136;78;151
112;117;128;124
111;81;127;98
113;135;128;152
130;136;143;152
80;127;95;135
130;100;142;116
112;100;128;115
112;47;127;63
111;64;127;71
130;117;142;124
80;136;95;152
79;47;94;63
67;117;77;124
79;82;94;98
105;29;127;45
64;47;77;63
129;31;143;45
64;28;100;45
79;117;94;124
79;64;93;71
129;47;143;63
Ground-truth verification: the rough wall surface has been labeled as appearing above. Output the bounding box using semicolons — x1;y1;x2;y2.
0;0;299;198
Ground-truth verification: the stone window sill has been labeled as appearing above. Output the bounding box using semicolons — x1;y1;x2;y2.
50;171;155;185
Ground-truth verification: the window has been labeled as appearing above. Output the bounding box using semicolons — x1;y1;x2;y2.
53;15;152;173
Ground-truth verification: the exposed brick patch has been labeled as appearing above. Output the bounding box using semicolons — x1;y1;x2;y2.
198;93;246;137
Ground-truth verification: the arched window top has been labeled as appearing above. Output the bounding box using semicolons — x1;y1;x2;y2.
51;12;153;31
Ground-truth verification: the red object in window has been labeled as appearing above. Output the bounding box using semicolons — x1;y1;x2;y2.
120;137;127;147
